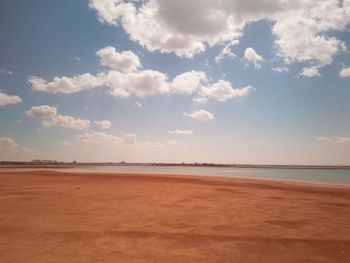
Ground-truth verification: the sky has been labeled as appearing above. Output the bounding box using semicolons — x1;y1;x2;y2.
0;0;350;165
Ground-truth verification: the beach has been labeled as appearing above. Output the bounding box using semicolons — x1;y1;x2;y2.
0;169;350;262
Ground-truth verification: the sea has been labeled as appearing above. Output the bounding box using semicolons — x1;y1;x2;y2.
1;165;350;185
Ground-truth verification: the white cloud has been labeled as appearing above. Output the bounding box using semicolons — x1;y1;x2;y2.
94;120;112;129
89;0;242;58
168;129;193;135
339;67;350;78
104;70;170;97
89;0;350;70
0;137;18;151
79;131;136;145
215;40;239;63
244;48;263;69
26;105;58;119
201;80;255;102
27;105;90;130
96;46;141;73
0;69;13;75
300;66;320;78
28;73;104;94
170;71;206;95
0;91;22;106
193;97;208;105
134;102;142;108
184;110;214;121
42;115;91;130
272;66;289;73
317;136;350;144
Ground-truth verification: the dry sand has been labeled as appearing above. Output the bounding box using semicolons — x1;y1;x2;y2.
0;170;350;262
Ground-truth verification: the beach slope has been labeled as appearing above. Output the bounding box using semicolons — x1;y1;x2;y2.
0;170;350;262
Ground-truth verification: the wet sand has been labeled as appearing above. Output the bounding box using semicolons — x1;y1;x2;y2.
0;170;350;262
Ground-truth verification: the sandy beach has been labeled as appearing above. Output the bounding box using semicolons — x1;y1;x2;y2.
0;170;350;262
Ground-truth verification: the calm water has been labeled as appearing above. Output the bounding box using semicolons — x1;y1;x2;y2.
2;165;349;185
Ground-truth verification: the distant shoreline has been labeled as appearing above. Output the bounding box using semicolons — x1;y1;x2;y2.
1;162;350;170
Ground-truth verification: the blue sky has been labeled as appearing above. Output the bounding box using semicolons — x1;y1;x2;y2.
0;0;350;164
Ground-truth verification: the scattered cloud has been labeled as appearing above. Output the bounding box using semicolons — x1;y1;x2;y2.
134;102;142;108
89;0;349;72
0;91;22;106
339;67;350;78
104;69;170;97
94;120;112;129
0;137;18;151
170;71;206;95
28;73;103;94
244;48;263;69
168;129;193;135
316;136;350;144
26;105;58;119
300;66;320;78
215;40;239;63
193;97;208;105
79;131;136;145
201;80;255;102
29;45;253;102
0;69;13;75
74;56;81;62
26;105;91;130
96;46;141;73
184;110;214;121
272;66;289;73
42;115;91;130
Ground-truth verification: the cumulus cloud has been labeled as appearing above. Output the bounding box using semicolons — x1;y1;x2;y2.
184;110;214;121
89;0;350;71
201;80;255;102
339;67;350;78
0;137;18;151
272;66;289;73
244;48;264;69
168;129;193;135
300;66;320;78
170;71;206;95
94;120;112;129
79;131;136;145
193;97;208;105
29;45;253;101
316;136;350;144
42;115;91;130
26;105;58;119
28;73;103;94
0;91;22;106
96;46;141;73
104;69;170;97
26;105;90;130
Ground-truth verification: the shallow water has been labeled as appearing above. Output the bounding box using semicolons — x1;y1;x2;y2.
2;165;349;185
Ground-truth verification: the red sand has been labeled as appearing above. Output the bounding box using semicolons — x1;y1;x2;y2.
0;170;350;262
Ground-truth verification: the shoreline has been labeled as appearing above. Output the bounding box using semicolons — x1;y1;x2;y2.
1;166;350;189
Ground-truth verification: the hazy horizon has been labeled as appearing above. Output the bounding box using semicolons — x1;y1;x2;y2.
1;0;350;165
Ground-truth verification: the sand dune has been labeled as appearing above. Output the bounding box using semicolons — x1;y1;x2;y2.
0;170;349;262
